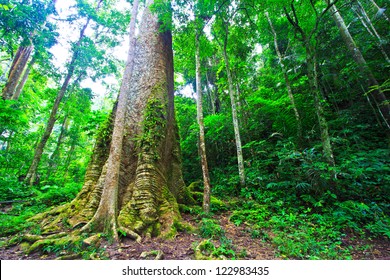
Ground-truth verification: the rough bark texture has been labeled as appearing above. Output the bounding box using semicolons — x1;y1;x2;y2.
265;11;302;144
82;0;140;240
1;45;33;100
28;1;188;240
195;31;211;213
330;4;390;129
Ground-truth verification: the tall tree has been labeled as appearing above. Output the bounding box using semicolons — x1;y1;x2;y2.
195;26;211;213
24;2;98;185
1;0;57;100
283;1;336;166
213;16;246;187
28;0;189;242
82;0;140;239
265;11;303;144
329;3;390;129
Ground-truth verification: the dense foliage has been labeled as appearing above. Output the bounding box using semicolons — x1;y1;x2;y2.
0;0;389;259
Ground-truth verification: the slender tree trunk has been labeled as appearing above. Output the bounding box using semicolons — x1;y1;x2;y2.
205;72;216;114
24;16;92;185
2;45;33;100
265;11;303;144
83;0;139;239
305;43;336;166
195;31;211;213
222;26;245;187
330;4;390;129
46;115;68;180
354;1;390;63
368;0;390;22
12;56;36;100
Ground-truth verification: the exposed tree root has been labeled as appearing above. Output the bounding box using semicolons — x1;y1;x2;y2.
140;250;164;260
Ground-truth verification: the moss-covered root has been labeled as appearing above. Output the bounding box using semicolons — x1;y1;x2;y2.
25;235;82;255
140;250;164;260
118;226;142;243
194;240;216;260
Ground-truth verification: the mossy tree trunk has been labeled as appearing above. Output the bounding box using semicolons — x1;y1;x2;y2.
29;0;188;241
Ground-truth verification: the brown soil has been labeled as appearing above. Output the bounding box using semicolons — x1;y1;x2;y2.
0;211;388;260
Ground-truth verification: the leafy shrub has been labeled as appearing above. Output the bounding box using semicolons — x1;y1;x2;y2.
35;183;81;207
199;218;224;239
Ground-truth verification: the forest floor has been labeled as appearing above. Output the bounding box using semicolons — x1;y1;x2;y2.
0;211;389;260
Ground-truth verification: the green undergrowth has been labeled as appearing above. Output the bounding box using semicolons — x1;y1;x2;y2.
228;189;389;259
201;137;390;260
0;180;82;236
193;218;238;260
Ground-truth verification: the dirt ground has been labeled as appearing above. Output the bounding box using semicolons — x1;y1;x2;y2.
0;212;389;260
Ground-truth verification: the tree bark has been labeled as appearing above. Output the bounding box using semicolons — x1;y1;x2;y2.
82;0;139;239
222;24;246;187
330;4;390;129
265;11;303;144
1;45;33;100
284;4;336;166
195;30;211;213
305;43;336;166
12;56;36;100
29;0;189;240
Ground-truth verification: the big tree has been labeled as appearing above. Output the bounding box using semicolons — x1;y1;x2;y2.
22;0;189;248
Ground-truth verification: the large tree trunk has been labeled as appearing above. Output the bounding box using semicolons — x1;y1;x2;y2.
330;4;390;129
1;45;33;100
82;0;139;240
265;11;303;144
195;31;211;213
29;0;188;241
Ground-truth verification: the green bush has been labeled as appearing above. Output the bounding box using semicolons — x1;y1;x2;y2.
199;218;224;239
35;183;81;207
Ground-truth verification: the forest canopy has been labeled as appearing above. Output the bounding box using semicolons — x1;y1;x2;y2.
0;0;389;260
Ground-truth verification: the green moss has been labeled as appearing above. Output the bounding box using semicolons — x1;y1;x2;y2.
194;239;216;260
136;84;168;162
188;181;202;192
20;242;31;253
